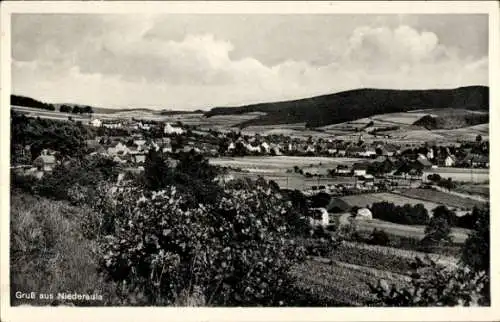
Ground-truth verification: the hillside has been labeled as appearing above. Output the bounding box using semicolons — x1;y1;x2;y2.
204;86;489;128
413;110;488;130
11;94;201;116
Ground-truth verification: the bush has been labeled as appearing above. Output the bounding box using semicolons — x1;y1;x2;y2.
462;206;489;273
32;155;119;204
368;229;390;246
370;202;429;226
368;256;489;306
96;183;308;306
420;206;455;248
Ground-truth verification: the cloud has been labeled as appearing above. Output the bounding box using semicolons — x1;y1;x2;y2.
12;18;488;110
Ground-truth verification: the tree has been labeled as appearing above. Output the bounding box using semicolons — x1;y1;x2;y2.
143;149;172;191
60;104;71;113
476;134;482;143
83;105;93;114
350;206;360;218
462;206;489;273
421;206;455;247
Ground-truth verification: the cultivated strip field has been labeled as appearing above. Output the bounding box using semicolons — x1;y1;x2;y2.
226;171;356;191
397;188;487;210
290;239;459;306
423;168;489;183
210;156;364;171
339;192;441;213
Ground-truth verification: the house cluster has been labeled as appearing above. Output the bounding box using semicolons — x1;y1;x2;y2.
12;148;58;179
223;135;402;158
87;136;170;164
90;117;184;134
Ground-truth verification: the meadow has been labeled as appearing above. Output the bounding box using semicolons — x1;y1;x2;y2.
353;217;470;244
10;192;116;306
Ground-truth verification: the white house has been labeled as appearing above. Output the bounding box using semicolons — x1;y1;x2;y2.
33;154;56;171
133;139;147;150
327;148;337;155
309;208;329;227
246;143;261;153
260;142;271;154
352;163;369;176
164;123;184;134
90;118;102;127
427;149;435;160
444;155;456;167
305;145;316;153
108;142;129;156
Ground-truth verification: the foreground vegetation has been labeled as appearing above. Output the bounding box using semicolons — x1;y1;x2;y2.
10;114;490;307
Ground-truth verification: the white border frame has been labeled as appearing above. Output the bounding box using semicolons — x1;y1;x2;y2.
1;1;499;321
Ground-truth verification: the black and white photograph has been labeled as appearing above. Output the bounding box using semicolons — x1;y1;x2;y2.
1;1;498;321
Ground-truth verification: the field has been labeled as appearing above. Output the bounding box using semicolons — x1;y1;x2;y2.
422;168;489;183
209;156;364;171
210;156;365;190
371;112;436;125
290;239;460;306
397;188;487;210
339;192;441;213
290;259;407;306
11;105;263;130
225;171;356;191
455;184;489;198
353;217;470;244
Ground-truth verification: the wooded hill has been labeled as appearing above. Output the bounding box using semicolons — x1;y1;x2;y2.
205;86;489;128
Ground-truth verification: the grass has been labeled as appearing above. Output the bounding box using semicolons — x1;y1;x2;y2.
10;191;117;306
353;218;470;244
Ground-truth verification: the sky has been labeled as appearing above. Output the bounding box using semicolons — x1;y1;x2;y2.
12;14;488;110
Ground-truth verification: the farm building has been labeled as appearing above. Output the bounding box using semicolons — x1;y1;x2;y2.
352;163;369;176
356;208;373;220
90;118;102;127
416;154;433;169
33;154;56;171
336;165;351;175
134;154;146;164
444;155;456;167
164;123;184;134
309;208;330;227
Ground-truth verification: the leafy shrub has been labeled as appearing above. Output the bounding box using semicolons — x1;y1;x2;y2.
96;183;308;306
368;229;390;246
32;155;119;204
368;256;489;306
421;206;455;248
462;206;489;273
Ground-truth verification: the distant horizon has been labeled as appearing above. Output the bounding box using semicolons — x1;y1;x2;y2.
12;14;488;111
11;84;490;112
